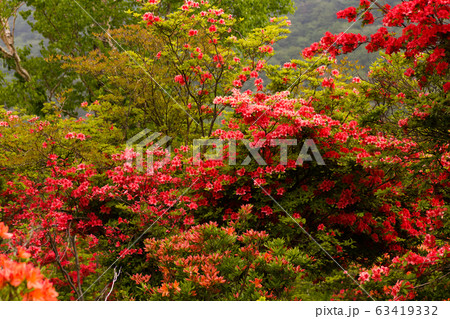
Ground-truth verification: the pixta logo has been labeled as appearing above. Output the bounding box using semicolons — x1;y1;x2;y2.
126;129;172;175
126;130;325;174
193;138;325;166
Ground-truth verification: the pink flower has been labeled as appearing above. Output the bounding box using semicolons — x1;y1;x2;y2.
404;68;415;77
363;11;374;24
0;222;13;239
253;178;266;186
65;132;75;139
437;10;449;19
322;78;335;89
258;45;273;53
352;77;361;83
359;271;370;283
444;82;450;93
337;7;357;22
398;118;408;127
261;206;273;216
188;29;198;36
254;78;263;86
283;62;297;69
423;234;436;248
334;131;348;143
232;80;242;87
184;215;195;225
371;267;382;282
238;74;247;82
360;0;371;8
209;25;217;33
250;278;263;288
391;280;403;297
143;12;160;25
174;75;186;85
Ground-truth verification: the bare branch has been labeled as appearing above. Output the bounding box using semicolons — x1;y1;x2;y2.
48;233;80;298
70;234;84;301
105;267;122;301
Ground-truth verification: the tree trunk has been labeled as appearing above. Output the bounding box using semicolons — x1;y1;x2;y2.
0;4;31;82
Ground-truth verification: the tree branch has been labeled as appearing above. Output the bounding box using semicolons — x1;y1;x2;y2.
0;2;31;81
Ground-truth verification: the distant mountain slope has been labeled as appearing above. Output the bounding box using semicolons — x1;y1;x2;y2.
272;0;401;68
13;8;42;56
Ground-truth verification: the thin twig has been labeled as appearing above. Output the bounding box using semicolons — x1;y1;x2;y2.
105;267;122;301
70;234;84;301
48;233;80;299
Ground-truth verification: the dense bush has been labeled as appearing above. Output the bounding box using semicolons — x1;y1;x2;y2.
0;0;449;301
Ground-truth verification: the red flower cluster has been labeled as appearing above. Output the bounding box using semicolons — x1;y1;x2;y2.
304;0;450;84
142;12;160;25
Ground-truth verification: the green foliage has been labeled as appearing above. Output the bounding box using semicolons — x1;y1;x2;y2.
157;0;295;34
0;103;122;179
62;4;290;142
130;221;311;300
1;0;138;114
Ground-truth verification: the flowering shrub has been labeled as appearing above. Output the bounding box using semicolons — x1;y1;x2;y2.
132;219;310;300
0;254;59;301
64;0;290;141
0;223;58;301
303;0;450;90
334;243;450;301
1;77;448;300
0;0;449;301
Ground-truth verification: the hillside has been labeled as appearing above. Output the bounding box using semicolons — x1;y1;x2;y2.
272;0;401;68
